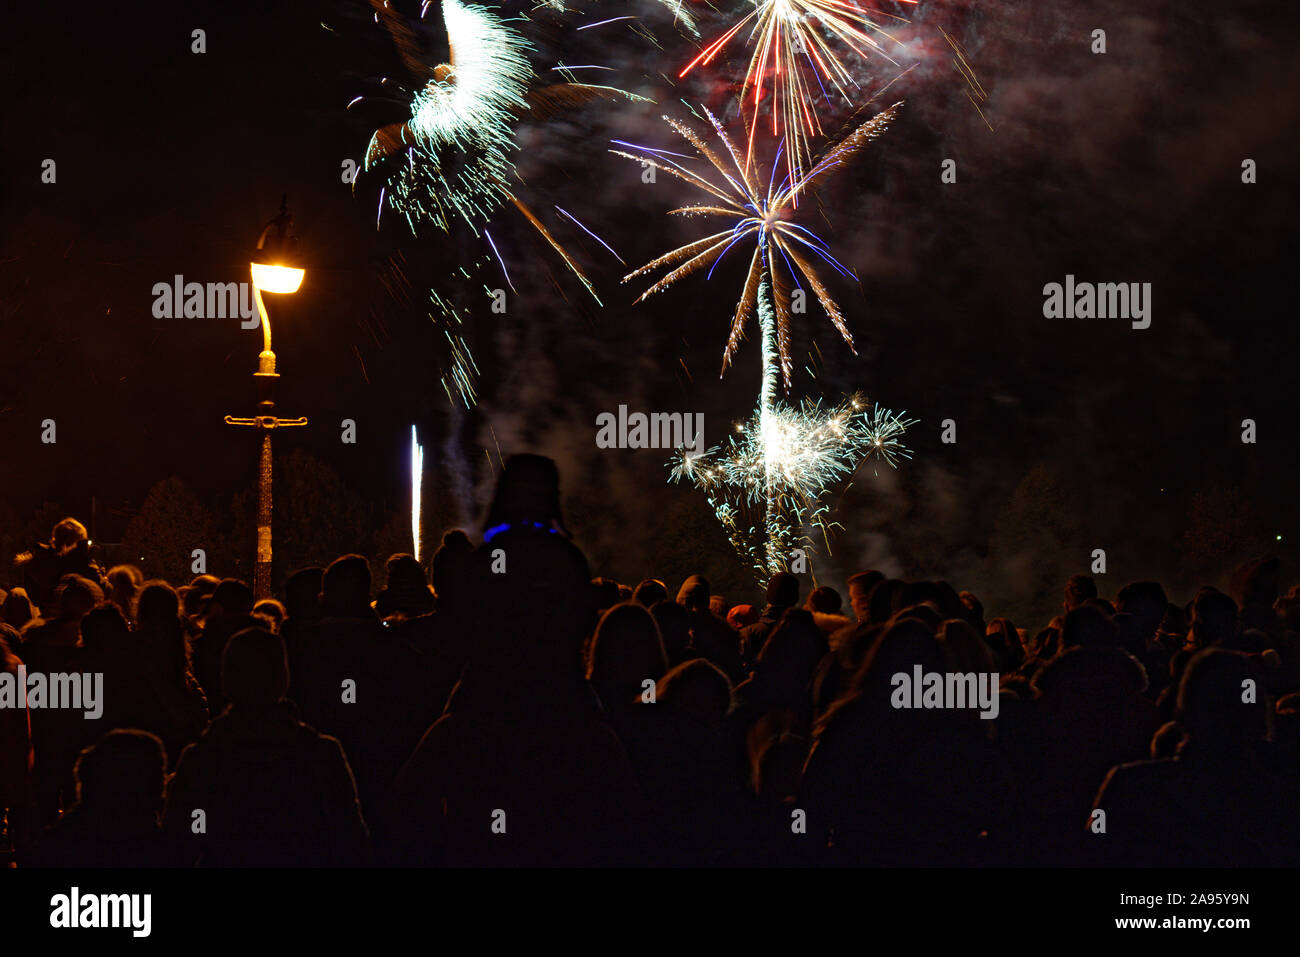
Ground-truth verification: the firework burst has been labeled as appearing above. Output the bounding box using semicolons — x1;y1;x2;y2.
681;0;913;191
670;394;916;573
612;101;900;390
616;103;908;574
358;0;644;407
364;0;531;235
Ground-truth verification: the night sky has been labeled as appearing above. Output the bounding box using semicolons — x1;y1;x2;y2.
3;0;1298;623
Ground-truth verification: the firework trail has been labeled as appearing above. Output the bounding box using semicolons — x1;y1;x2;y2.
411;424;425;561
680;0;914;193
615;103;910;574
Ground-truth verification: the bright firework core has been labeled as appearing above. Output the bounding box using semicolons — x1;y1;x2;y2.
671;396;917;575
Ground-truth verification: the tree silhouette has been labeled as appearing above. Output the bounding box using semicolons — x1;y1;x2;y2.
121;477;223;583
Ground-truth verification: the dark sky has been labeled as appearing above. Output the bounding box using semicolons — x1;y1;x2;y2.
2;0;1298;621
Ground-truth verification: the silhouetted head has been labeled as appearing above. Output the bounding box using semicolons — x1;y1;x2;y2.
853;617;944;702
183;575;220;617
1115;581;1168;639
253;599;286;631
1061;603;1119;649
847;571;884;623
727;603;759;630
484;454;569;538
676;575;711;613
806;585;842;615
657;657;733;728
221;626;289;710
1189;588;1238;648
135;579;177;624
937;618;996;674
1275;594;1300;632
867;578;904;625
1232;557;1281;610
55;575;103;621
765;572;799;610
1064;574;1097;612
431;530;473;598
80;602;130;652
284;566;324;621
1176;648;1267;756
209;578;254;619
591;577;623;612
73;729;167;819
633;579;668;607
135;581;188;673
51;517;89;554
755;609;826;700
958;590;985;628
586;602;667;708
106;565;142;612
2;588;35;629
984;617;1024;671
385;553;427;590
650;599;692;664
320;555;372;618
376;554;433;619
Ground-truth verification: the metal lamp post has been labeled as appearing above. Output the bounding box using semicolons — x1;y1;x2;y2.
225;197;308;599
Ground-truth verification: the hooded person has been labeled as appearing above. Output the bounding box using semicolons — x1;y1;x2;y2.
2;588;36;630
383;454;651;866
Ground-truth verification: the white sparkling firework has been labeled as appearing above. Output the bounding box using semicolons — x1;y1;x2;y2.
365;0;532;235
669;393;915;574
362;0;643;408
411;424;425;562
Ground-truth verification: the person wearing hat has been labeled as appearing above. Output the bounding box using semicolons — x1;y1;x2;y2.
383;455;651;866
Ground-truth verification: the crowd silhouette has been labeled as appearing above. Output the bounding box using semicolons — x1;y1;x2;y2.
3;456;1299;867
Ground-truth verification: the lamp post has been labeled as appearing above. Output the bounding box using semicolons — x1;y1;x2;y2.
225;197;308;599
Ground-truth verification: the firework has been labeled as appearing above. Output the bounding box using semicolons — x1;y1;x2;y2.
680;0;913;190
411;424;425;562
359;0;643;407
364;0;530;234
670;393;916;573
613;101;901;391
617;104;907;574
